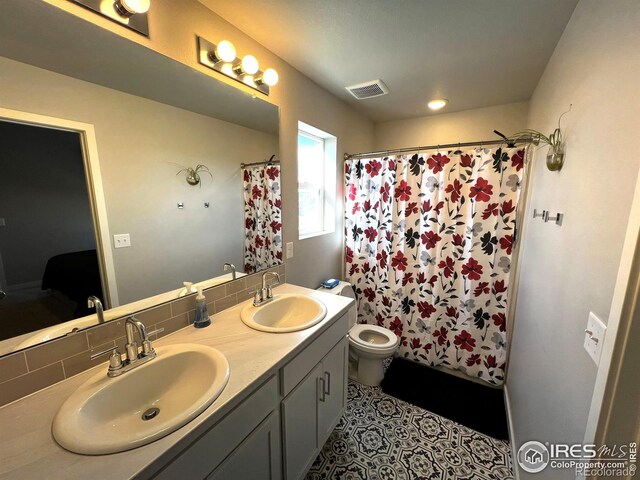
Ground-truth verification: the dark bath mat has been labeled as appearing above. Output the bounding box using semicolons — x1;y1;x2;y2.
381;357;509;440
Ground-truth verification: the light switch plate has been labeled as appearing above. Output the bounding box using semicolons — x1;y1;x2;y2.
584;311;606;365
114;233;131;249
286;242;294;259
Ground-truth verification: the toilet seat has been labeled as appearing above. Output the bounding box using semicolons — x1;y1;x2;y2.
349;324;398;353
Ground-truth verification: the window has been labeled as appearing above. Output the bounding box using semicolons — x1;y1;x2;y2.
297;122;336;239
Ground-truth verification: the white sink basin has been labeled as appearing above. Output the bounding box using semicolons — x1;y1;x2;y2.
240;294;327;333
52;344;229;455
15;317;99;351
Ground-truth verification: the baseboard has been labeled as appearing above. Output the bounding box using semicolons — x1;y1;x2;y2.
504;385;520;480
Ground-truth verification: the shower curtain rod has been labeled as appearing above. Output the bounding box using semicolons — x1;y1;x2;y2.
240;160;280;168
241;154;280;168
343;137;533;160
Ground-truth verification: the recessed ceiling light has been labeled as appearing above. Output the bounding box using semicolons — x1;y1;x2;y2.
428;99;448;111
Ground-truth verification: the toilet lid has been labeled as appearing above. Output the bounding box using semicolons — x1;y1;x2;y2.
349;324;398;350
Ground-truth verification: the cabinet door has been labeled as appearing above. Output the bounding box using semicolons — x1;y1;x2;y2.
317;336;348;446
282;363;323;480
208;411;281;480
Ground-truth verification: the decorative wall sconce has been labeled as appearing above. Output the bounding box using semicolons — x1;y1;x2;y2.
175;164;212;187
70;0;151;36
197;36;279;96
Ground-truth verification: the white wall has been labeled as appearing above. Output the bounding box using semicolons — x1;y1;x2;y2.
44;0;376;289
374;102;528;150
0;57;277;305
0;122;95;287
507;1;640;478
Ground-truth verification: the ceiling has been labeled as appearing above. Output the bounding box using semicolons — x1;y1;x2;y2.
198;0;579;123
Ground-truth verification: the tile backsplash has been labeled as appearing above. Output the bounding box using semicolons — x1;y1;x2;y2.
0;264;285;407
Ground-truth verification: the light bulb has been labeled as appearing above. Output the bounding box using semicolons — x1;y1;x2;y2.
428;99;448;110
261;68;279;86
215;40;236;63
115;0;150;16
241;55;259;75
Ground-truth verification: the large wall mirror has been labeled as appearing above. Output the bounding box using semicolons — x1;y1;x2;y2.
0;2;281;355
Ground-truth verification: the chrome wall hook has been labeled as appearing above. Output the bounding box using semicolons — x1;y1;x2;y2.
543;211;564;226
533;209;546;219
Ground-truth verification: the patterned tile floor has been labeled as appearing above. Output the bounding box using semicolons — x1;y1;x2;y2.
307;380;514;480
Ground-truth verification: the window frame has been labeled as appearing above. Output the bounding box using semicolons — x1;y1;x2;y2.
297;121;337;240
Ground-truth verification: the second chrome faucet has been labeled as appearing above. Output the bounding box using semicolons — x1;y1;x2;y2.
253;272;280;307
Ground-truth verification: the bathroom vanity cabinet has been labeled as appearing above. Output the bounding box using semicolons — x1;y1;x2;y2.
0;285;353;480
281;332;348;479
152;312;349;480
152;376;282;480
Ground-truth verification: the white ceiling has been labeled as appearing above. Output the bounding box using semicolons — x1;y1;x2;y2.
199;0;579;123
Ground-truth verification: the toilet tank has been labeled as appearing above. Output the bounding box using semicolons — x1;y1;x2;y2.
317;281;357;328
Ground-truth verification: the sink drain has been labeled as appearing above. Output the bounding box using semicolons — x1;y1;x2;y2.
142;407;160;421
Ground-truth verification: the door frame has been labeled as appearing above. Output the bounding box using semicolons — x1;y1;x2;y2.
0;107;119;307
0;245;6;295
584;167;640;444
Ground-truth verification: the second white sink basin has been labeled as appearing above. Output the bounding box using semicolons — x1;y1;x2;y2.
241;294;327;333
52;343;229;455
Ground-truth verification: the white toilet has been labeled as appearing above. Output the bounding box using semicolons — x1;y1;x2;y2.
318;281;399;386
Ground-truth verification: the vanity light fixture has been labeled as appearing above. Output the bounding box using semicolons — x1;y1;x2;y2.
197;36;278;96
114;0;150;17
209;40;237;64
238;55;259;75
256;68;279;87
428;99;448;111
69;0;151;36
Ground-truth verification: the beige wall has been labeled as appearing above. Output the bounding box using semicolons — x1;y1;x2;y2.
0;57;277;305
507;1;640;478
43;0;376;289
374;102;529;150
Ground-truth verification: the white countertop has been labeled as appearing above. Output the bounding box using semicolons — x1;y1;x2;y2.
0;284;353;480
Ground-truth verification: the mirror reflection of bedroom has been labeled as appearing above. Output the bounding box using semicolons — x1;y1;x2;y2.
0;120;103;340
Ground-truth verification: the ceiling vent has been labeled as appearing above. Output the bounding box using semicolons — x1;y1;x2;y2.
345;79;389;100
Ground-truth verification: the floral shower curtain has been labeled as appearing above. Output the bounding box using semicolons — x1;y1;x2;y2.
242;164;283;274
345;147;526;385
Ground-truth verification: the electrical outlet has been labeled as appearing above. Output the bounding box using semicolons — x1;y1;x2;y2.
584;311;606;365
286;242;294;259
114;233;131;249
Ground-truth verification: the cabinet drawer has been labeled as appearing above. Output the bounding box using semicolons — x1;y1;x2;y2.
280;313;349;396
153;375;279;480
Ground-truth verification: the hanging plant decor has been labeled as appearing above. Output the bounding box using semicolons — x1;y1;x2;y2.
508;105;571;171
174;164;213;187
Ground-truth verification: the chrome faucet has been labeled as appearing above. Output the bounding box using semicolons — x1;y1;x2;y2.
223;262;237;280
90;315;163;377
87;296;105;323
253;272;280;306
